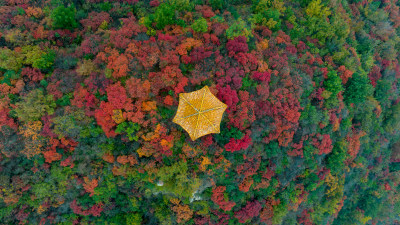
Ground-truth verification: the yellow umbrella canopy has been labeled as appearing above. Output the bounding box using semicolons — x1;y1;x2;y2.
173;86;227;141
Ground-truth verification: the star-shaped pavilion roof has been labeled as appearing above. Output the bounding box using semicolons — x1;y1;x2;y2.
172;86;227;141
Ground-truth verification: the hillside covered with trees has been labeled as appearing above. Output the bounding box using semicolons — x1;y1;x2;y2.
1;0;400;224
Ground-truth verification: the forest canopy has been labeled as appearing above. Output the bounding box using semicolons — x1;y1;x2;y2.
0;0;400;224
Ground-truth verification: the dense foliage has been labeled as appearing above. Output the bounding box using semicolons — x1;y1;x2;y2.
1;0;400;224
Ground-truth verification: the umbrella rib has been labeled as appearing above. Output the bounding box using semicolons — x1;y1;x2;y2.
174;96;223;120
194;89;207;138
180;95;200;139
200;105;225;114
198;105;226;131
199;113;217;132
181;95;199;112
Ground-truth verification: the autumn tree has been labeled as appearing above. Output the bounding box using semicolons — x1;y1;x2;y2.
15;89;56;122
80;11;111;31
19;121;45;158
211;186;236;212
83;177;98;197
234;200;262;223
170;198;194;223
305;0;331;18
21;67;44;82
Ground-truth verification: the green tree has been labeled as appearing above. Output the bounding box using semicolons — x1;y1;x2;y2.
20;45;56;71
384;103;400;135
300;103;324;133
126;213;142;225
374;79;393;108
303;15;334;45
209;0;227;10
226;18;252;40
33;50;56;71
324;70;344;108
93;172;118;204
51;5;78;30
250;8;282;31
1;70;20;86
329;13;350;46
144;3;177;30
153;196;174;225
153;161;201;200
191;17;208;33
344;73;374;104
165;0;194;12
214;125;244;146
115;122;140;141
324;71;343;97
326;140;347;175
272;201;289;224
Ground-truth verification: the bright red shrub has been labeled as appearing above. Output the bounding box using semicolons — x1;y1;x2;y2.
225;133;252;152
234;200;262;223
211;186;236;212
